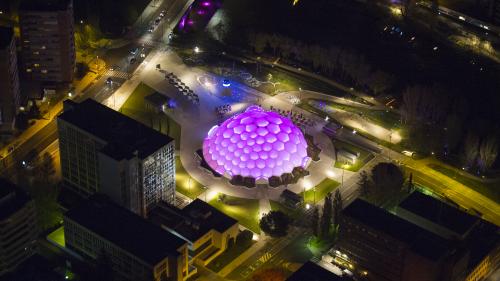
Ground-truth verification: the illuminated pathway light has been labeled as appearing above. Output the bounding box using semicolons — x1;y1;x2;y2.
203;106;309;180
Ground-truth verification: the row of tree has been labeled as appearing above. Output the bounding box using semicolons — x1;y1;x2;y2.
358;162;408;206
247;32;395;96
310;189;342;241
464;132;498;173
400;84;499;171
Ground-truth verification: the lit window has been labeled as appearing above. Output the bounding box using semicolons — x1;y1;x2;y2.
34;64;40;67
33;51;39;55
41;69;48;74
26;69;32;73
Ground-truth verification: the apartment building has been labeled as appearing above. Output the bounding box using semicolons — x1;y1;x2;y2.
64;195;189;281
0;27;20;131
0;178;38;276
19;0;75;83
57;99;175;217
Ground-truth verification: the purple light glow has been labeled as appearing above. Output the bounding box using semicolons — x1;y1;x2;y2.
203;106;309;180
202;1;211;7
197;10;206;15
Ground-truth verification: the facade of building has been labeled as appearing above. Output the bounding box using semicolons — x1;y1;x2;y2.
0;27;20;131
0;179;38;276
337;199;467;281
19;0;75;83
64;195;189;281
57;99;175;217
149;199;239;267
491;0;500;24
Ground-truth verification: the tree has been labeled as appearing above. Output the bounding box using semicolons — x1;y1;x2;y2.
259;211;290;237
332;189;342;226
358;171;371;198
311;207;319;237
371;163;404;205
478;135;498;173
320;193;332;238
37;152;55;183
463;131;480;168
250;268;286;281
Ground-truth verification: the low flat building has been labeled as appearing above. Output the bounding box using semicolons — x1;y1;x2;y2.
395;191;499;281
337;199;466;281
64;195;192;281
58;99;175;217
149;199;239;266
0;27;20;132
0;179;38;276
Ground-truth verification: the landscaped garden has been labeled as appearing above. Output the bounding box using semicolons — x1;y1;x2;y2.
209;194;260;233
175;156;205;199
120;82;181;148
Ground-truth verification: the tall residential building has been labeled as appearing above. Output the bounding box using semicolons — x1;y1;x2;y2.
19;0;75;83
64;195;189;281
0;27;20;131
57;99;175;217
0;178;38;276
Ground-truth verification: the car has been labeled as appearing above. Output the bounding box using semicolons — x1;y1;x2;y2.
154;18;161;25
148;27;154;33
222;79;231;87
130;48;138;55
106;77;113;84
130;58;137;64
160;10;166;17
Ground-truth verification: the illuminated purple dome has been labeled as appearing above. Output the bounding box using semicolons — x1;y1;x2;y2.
203;106;309;180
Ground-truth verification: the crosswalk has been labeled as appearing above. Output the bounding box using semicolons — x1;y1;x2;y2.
103;70;130;80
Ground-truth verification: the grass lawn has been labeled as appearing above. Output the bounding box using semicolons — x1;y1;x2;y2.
120;82;182;148
300;178;340;204
332;139;374;172
206;240;256;272
310;98;401;130
175;156;204;199
209;195;261;233
270;200;302;220
47;226;65;247
428;164;500;202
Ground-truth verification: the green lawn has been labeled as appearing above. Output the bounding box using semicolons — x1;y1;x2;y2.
310;98;401;130
47;226;65;247
300;178;340;204
120;82;181;148
175;156;204;199
428;164;500;202
209;195;260;233
332;139;374;172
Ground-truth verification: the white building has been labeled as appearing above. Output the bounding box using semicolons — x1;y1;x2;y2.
57;99;175;217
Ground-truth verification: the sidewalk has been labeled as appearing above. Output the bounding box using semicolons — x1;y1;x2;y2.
0;71;98;158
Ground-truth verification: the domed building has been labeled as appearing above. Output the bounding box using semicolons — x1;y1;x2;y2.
202;106;309;182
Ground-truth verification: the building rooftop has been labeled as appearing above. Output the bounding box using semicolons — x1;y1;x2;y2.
286;261;353;281
342;199;454;261
0;178;32;221
59;99;173;160
0;26;13;49
64;195;186;265
20;0;72;12
398;191;479;236
149;199;238;243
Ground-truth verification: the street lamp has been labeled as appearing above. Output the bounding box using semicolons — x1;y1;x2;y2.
194;46;200;53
